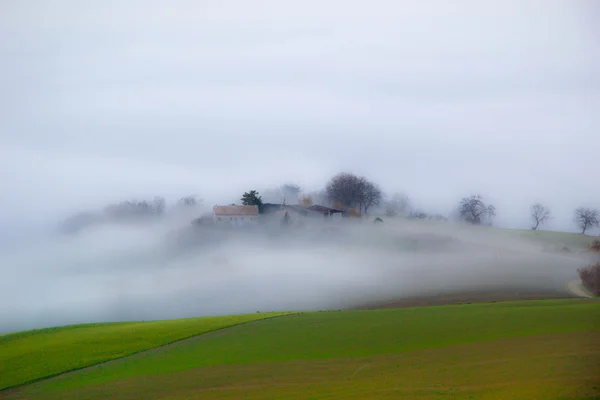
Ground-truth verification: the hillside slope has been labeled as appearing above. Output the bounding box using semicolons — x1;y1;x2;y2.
0;312;290;390
4;299;599;400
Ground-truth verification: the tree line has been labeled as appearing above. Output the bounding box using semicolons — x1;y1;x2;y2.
62;171;599;235
60;195;202;234
242;172;599;234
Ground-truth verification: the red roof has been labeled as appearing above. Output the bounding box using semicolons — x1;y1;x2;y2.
213;205;259;216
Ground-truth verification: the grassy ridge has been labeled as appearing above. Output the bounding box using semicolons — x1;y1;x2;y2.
8;299;599;400
511;229;597;250
0;312;291;390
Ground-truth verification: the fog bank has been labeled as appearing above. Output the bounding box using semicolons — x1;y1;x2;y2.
0;217;588;333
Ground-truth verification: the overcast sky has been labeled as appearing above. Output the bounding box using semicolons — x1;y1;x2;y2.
1;0;598;233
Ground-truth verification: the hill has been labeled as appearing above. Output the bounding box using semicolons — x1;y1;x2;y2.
505;228;598;252
2;299;599;399
396;218;596;251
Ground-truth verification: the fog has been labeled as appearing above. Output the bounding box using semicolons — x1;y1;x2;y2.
0;212;589;333
1;1;599;233
1;1;599;332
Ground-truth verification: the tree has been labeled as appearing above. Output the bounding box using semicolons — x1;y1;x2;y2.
326;172;363;210
408;210;428;220
530;203;551;230
433;213;448;221
178;195;201;207
385;192;411;217
360;178;383;215
578;263;600;296
458;195;495;225
487;205;496;224
325;172;382;214
281;184;302;204
241;190;264;213
261;184;302;205
152;196;165;214
574;207;599;234
105;198;157;219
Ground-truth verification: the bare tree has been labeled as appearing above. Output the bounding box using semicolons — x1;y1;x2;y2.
433;213;448;221
385;204;397;217
261;184;302;205
325;172;382;214
152;196;166;214
178;195;201;207
105;198;160;219
458;195;495;225
574;207;599;234
408;210;428;220
385;192;411;217
530;203;551;230
326;172;364;210
281;183;302;204
360;179;382;215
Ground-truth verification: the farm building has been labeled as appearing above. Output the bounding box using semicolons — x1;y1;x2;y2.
273;205;321;223
305;205;345;220
268;204;343;223
213;205;259;226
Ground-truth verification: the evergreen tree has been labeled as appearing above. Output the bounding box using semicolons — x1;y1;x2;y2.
241;190;264;213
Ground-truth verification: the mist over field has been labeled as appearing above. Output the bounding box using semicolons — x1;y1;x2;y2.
1;1;599;332
0;212;589;333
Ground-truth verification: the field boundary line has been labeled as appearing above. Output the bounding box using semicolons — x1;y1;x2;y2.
0;313;298;393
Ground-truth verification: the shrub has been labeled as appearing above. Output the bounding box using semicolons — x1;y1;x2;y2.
577;263;600;296
408;211;428;220
590;240;600;253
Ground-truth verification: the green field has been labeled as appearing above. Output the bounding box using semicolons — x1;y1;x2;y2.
2;299;599;399
510;229;598;250
0;312;290;391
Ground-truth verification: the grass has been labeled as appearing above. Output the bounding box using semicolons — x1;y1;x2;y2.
385;216;597;251
512;229;597;250
22;332;599;400
0;312;290;390
4;299;600;399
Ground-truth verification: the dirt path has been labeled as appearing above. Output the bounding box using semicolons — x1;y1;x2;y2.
567;280;594;299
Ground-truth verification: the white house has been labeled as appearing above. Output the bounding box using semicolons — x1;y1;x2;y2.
213;205;259;226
